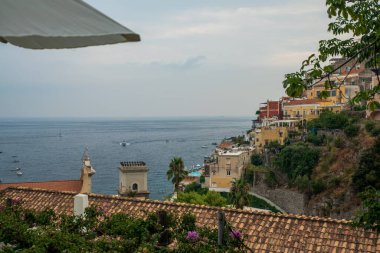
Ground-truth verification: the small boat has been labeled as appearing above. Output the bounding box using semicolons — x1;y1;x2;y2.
120;141;130;147
13;160;20;163
16;171;23;176
11;167;21;171
201;145;207;148
212;142;218;145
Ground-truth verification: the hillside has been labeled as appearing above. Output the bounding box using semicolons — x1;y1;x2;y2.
250;111;380;220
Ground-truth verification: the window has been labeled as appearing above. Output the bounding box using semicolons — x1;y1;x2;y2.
227;170;231;176
317;91;321;97
331;90;336;97
132;183;138;191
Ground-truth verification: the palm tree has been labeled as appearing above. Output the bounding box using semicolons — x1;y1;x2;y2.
167;156;187;193
229;178;250;209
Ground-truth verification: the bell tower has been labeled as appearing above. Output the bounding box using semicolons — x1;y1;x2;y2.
118;161;149;199
80;146;96;194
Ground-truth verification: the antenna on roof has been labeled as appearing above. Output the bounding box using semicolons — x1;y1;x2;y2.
82;145;90;162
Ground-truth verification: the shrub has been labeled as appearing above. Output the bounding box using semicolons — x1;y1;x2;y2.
334;136;345;148
365;121;376;133
184;182;208;195
251;154;263;166
307;110;349;130
344;124;360;137
370;127;380;137
264;171;277;188
294;175;310;192
274;143;320;182
352;137;380;193
311;179;326;195
306;133;325;146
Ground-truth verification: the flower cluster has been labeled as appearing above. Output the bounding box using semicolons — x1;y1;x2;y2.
229;229;242;239
186;231;199;241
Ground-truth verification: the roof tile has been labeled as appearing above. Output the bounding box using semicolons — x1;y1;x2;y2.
0;187;379;252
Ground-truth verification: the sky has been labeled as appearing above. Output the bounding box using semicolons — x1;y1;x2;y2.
0;0;331;118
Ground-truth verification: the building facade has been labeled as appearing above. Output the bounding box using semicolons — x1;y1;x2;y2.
207;148;252;190
118;161;149;199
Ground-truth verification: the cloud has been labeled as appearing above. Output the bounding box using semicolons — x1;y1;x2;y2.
149;55;206;70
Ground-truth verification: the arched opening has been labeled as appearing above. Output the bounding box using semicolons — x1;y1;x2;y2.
132;183;138;191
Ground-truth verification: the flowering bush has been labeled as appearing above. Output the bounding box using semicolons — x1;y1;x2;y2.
229;229;242;239
0;204;248;252
186;231;199;241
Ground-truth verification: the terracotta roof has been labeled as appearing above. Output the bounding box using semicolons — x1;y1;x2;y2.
0;180;82;192
1;187;379;252
218;141;234;149
284;99;325;106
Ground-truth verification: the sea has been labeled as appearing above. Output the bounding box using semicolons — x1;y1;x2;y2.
0;117;251;200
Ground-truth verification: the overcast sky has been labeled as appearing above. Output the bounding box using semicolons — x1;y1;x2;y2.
0;0;331;118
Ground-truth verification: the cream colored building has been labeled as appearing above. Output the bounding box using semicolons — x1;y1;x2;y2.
118;161;149;199
208;148;252;190
282;99;343;122
251;126;291;153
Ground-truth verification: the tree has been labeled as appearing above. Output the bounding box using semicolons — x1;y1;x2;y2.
283;0;380;110
352;186;380;232
167;157;187;193
175;191;227;207
251;154;263;166
229;179;250;209
352;137;380;193
274;143;320;183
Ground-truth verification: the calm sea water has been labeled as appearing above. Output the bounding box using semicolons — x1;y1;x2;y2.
0;117;251;200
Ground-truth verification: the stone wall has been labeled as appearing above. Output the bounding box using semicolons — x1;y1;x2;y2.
251;183;306;214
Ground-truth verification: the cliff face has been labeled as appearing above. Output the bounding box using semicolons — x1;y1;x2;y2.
250;119;379;220
304;127;376;219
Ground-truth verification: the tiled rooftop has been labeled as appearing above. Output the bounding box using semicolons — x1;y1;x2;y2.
0;180;83;192
1;187;379;252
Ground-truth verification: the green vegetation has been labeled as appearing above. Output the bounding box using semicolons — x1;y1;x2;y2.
180;183;280;212
0;204;247;252
352;137;380;193
250;154;263;166
307;110;349;130
365;121;380;137
176;191;227;207
228;135;249;146
352;186;380;233
274;143;320;183
306;133;326;146
283;0;380;110
167;157;187;193
344;124;360;137
229;179;250;210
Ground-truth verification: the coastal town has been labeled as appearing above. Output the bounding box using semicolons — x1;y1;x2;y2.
1;0;380;252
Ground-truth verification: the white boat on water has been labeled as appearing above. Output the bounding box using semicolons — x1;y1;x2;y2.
120;141;130;147
201;145;207;148
16;171;23;176
11;167;21;171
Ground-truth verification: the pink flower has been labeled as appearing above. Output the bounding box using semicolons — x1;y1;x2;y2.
229;230;241;239
186;231;199;241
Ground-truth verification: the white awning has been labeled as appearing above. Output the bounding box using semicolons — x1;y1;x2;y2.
0;0;140;49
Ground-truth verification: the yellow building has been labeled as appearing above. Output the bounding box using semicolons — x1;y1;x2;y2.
208;148;252;190
307;79;360;104
251;126;289;153
283;99;343;122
